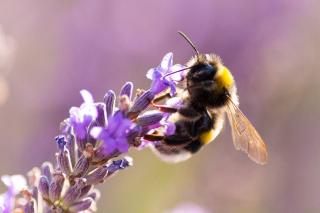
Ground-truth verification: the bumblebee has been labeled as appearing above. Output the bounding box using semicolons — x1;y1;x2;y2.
145;32;268;165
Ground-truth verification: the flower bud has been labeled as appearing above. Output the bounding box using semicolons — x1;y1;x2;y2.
41;162;54;184
128;90;154;116
73;155;89;177
38;176;49;199
120;82;133;100
62;178;86;207
95;102;106;126
57;149;73;175
85;166;108;185
137;111;163;127
65;135;76;167
49;173;64;202
103;90;115;118
79;185;92;199
68;198;93;212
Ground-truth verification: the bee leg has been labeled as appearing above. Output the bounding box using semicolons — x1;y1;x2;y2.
144;132;192;146
153;92;171;103
164;134;193;146
151;92;178;112
143;133;165;141
152;104;178;113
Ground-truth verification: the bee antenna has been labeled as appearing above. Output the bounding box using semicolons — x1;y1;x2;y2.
162;66;194;79
178;31;200;59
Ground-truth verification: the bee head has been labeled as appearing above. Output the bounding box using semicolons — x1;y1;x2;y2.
186;54;219;83
177;31;235;108
186;54;235;108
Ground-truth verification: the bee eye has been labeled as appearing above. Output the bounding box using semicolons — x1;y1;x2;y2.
202;64;216;75
189;64;217;82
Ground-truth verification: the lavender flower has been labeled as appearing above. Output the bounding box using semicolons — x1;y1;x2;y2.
91;111;134;155
1;53;188;212
69;90;98;140
146;52;185;96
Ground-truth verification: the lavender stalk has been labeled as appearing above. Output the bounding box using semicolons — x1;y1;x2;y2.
0;52;185;213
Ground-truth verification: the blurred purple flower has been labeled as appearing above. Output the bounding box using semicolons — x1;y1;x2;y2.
0;175;26;213
91;112;133;155
146;52;185;96
69;90;98;140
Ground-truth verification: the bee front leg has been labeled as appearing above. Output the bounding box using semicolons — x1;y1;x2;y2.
143;133;165;141
153;92;171;103
152;103;178;113
144;133;192;147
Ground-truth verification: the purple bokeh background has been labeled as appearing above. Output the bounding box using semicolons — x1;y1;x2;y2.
0;0;319;212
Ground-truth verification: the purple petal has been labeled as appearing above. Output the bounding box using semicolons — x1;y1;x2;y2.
69;107;80;121
160;52;173;70
80;89;94;104
104;138;117;154
150;78;168;95
90;127;104;139
68;90;98;140
106;112;123;134
81;105;98;121
152;68;162;80
72;122;87;140
116;139;129;153
114;120;132;138
169;64;185;81
146;68;155;80
147;53;184;97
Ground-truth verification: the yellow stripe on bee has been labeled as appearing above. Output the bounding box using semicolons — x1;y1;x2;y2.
199;129;216;144
216;66;234;89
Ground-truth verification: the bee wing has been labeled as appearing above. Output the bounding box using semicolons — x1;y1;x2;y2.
226;98;268;165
